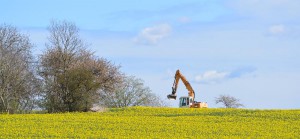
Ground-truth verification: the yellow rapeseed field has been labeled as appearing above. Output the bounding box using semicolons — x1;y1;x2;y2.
0;107;299;138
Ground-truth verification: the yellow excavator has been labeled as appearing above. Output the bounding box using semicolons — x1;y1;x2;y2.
167;69;208;108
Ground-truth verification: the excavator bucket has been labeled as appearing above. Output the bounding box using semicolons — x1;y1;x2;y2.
167;94;177;100
167;87;177;100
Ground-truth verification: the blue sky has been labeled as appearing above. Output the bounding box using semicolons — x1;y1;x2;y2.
1;0;300;108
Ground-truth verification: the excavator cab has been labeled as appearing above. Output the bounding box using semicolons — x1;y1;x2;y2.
179;96;193;108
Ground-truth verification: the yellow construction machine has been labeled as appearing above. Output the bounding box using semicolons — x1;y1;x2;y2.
167;69;208;108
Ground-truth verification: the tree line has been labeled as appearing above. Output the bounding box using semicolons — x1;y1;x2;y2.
0;20;165;114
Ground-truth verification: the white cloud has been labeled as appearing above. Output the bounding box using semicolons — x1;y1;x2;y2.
268;24;286;35
195;70;230;84
134;24;171;45
266;24;300;38
195;68;256;84
178;16;191;23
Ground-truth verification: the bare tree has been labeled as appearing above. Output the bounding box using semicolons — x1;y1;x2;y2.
39;20;123;112
99;76;166;108
0;24;40;114
38;20;84;112
215;94;244;108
